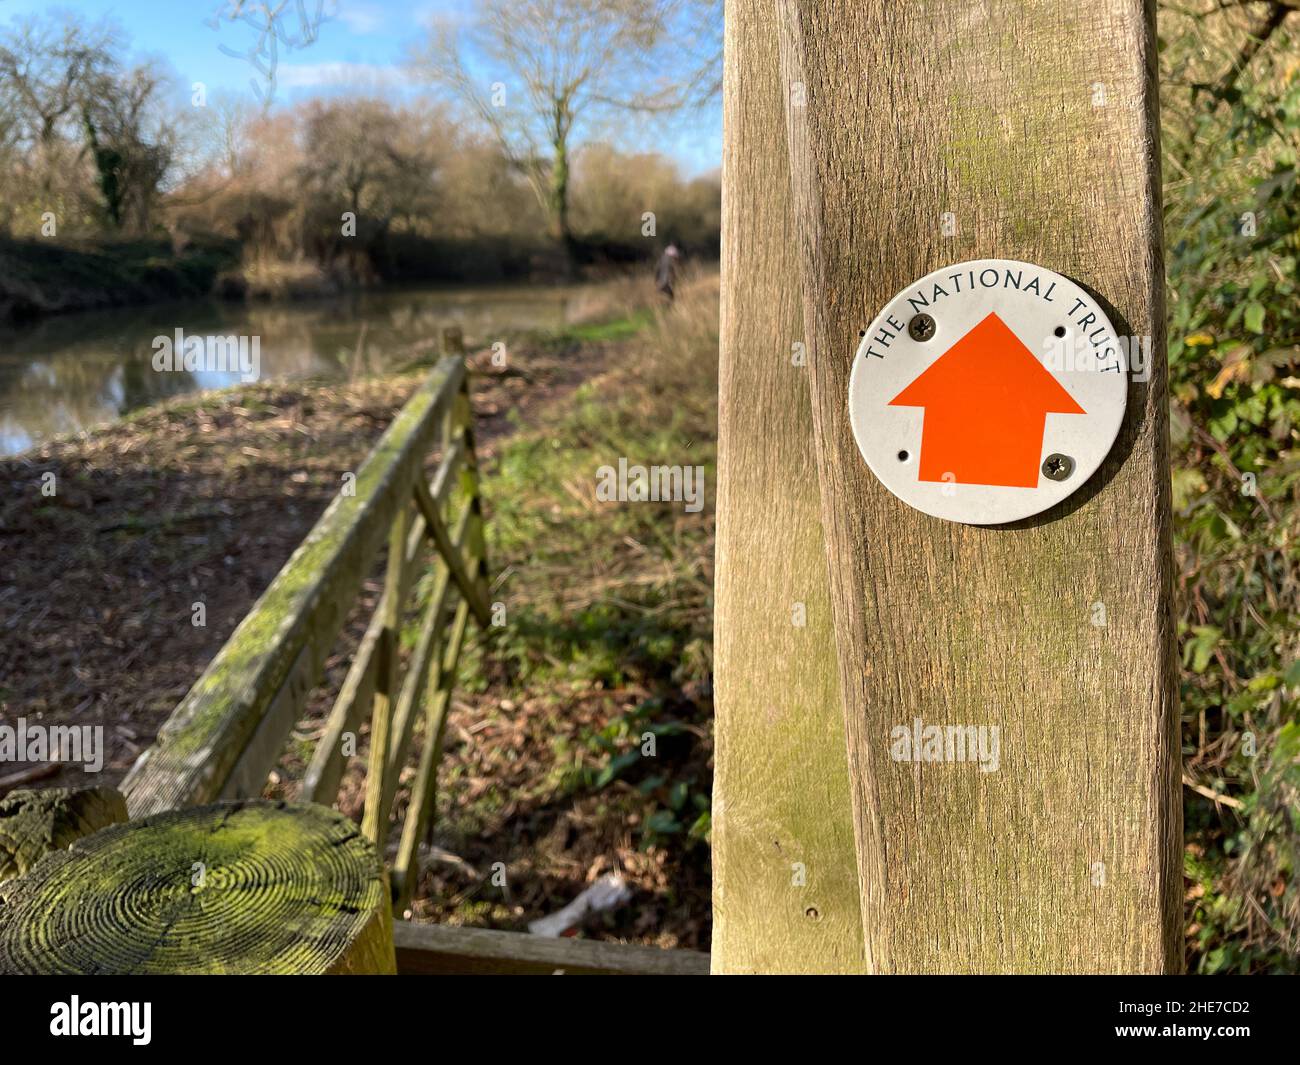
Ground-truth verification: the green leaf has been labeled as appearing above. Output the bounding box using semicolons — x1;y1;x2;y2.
594;749;642;789
1185;626;1222;674
1244;301;1266;334
644;809;681;836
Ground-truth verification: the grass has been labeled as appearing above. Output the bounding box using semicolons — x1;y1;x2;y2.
541;307;657;344
407;272;718;945
478;274;715;775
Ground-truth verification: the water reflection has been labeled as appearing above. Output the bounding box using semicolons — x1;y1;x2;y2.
0;283;581;457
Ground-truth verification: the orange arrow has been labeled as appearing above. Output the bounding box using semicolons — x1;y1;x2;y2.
889;312;1084;488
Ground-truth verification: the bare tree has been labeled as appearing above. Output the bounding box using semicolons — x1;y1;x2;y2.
193;91;259;180
0;81;20;163
295;99;439;272
300;99;410;220
411;0;720;265
0;14;116;147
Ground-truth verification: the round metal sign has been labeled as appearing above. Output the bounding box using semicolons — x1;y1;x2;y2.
848;258;1128;525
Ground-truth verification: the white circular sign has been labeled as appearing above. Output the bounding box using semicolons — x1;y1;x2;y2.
848;259;1128;525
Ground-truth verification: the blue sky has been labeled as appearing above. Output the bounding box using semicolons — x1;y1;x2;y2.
0;1;722;174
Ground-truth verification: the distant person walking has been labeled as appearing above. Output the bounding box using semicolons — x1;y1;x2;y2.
655;244;681;303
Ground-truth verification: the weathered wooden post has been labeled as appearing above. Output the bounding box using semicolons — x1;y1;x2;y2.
0;801;395;975
711;0;866;974
714;0;1181;973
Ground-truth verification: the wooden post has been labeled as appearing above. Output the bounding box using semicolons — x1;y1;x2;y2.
711;0;866;973
0;801;395;975
716;0;1182;973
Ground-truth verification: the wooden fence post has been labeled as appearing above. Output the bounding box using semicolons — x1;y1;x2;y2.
711;0;866;973
716;0;1182;972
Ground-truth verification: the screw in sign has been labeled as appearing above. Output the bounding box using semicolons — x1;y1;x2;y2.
848;259;1129;525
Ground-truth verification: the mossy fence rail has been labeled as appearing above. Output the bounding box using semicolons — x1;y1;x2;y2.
122;352;488;913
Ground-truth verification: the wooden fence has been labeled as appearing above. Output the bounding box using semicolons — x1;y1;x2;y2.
112;349;708;973
121;353;489;912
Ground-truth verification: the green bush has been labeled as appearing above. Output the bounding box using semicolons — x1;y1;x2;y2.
1161;6;1300;972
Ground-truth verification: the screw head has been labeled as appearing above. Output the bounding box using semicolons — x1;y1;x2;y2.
908;313;936;342
1042;453;1075;481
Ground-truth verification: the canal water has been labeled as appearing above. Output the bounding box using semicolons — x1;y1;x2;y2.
0;282;595;457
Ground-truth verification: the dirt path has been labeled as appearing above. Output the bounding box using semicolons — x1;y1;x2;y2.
0;337;607;793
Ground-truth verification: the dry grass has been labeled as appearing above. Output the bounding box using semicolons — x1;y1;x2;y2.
387;269;721;947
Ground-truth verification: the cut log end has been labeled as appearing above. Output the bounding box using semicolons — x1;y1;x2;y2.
0;800;395;975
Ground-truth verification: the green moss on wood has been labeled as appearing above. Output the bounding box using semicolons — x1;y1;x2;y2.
124;359;464;815
0;800;395;975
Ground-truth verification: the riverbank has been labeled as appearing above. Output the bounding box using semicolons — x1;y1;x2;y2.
0;231;686;326
0;236;240;324
0;271;718;948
